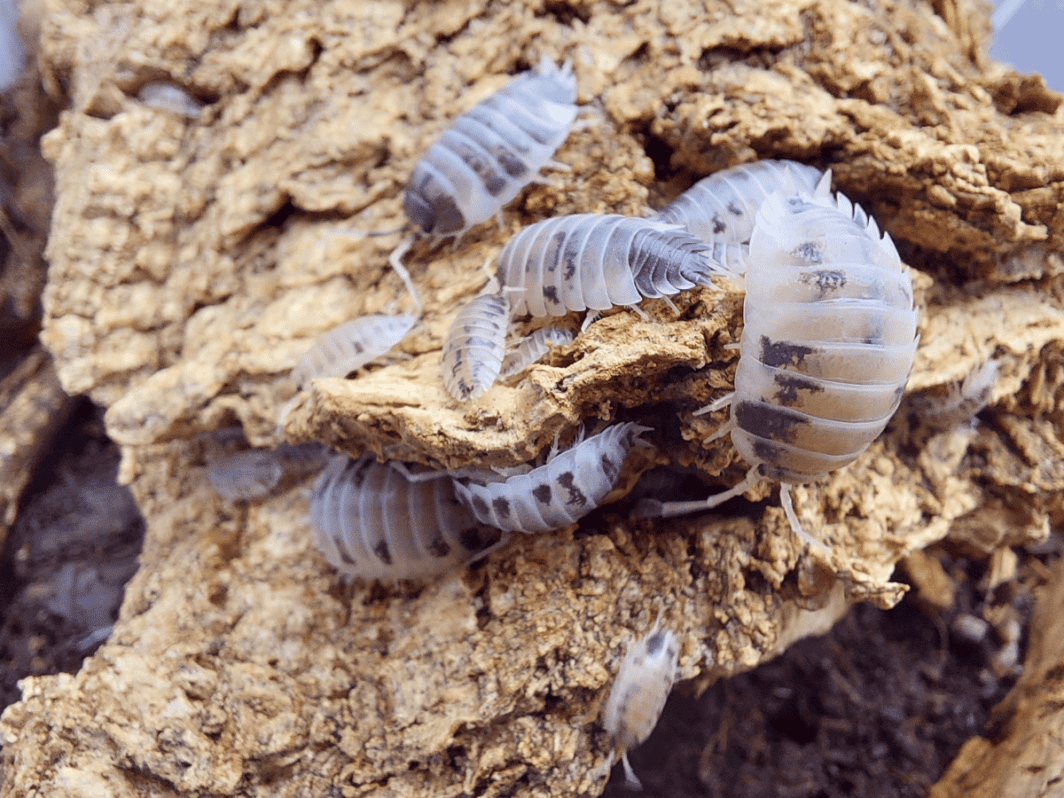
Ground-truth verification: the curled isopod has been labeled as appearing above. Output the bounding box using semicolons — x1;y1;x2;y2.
403;56;579;238
639;176;919;549
310;455;501;582
292;313;418;391
441;291;511;401
452;422;651;533
654;159;824;246
602;622;680;789
499;324;575;379
495;214;729;319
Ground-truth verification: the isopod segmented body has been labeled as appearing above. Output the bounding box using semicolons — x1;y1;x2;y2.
499;325;575;379
452;422;651;533
207;442;329;502
495;214;724;318
602;622;680;789
292;313;418;391
310;455;501;582
441;291;511;401
654;159;824;246
403;57;579;238
642;177;918;547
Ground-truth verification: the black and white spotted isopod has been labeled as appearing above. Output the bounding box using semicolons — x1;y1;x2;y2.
495;214;725;319
403;57;579;238
310;455;501;582
654;159;824;246
640;177;919;548
452;422;651;533
441;291;511;401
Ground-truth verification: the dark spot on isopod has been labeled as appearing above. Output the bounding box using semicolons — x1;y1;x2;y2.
760;337;816;368
493;145;529;178
734;400;806;443
774;372;824;406
429;194;467;236
543;285;560;307
532;484;552;504
373;538;393;565
727;201;743;216
792;241;823;264
470;493;490;518
712;214;726;234
485;175;507;196
335;540;356;566
646;632;665;655
751;437;785;465
545;230;566;274
427;532;451;558
459;525;496;552
492;496;512;519
803;269;846;296
557;471;587;508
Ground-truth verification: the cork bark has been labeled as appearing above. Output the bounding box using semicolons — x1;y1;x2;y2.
2;0;1064;796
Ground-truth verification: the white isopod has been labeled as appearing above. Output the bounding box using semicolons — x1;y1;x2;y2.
441;291;511;401
495;214;730;319
602;622;680;789
207;442;329;502
452;422;651;533
499;325;575;379
292;313;418;392
654;159;824;246
310;455;501;582
403;57;579;238
640;176;919;548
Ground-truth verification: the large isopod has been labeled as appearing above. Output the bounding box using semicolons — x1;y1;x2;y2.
640;176;919;548
452;422;651;533
654;159;825;246
495;214;731;318
403;57;579;238
310;455;500;582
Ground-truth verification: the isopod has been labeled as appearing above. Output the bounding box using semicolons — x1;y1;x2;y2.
440;291;511;401
291;313;418;392
499;324;575;379
654;159;824;246
639;176;919;548
403;56;579;238
452;422;651;533
495;214;728;319
207;442;329;502
310;454;501;582
602;622;680;789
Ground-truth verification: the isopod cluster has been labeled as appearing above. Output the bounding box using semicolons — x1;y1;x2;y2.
251;55;922;788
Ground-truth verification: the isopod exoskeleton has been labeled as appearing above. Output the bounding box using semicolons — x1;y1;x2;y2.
639;177;919;549
207;442;329;502
654;159;824;246
310;455;501;582
291;313;418;391
403;57;579;238
441;291;511;401
452;422;651;533
602;622;680;789
495;214;727;319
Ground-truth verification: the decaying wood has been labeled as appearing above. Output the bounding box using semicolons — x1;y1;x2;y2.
2;0;1063;796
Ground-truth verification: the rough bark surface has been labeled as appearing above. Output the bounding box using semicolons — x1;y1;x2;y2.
927;555;1064;798
2;0;1064;796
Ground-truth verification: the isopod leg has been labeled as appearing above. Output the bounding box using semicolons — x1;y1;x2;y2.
693;391;735;416
779;483;829;552
634;464;761;518
620;752;643;790
387;235;422;312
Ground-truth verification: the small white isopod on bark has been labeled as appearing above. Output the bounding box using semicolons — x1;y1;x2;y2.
602;622;680;789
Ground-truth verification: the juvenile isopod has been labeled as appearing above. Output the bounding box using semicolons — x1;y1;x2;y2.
291;313;418;392
452;422;651;533
495;214;729;319
403;56;579;238
654;159;824;245
639;176;919;548
206;442;329;502
310;455;501;582
499;324;575;379
602;621;680;789
440;291;511;401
